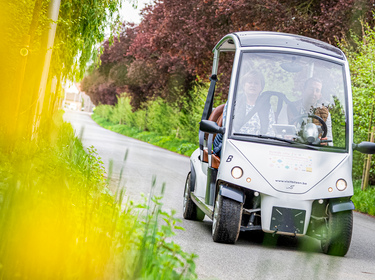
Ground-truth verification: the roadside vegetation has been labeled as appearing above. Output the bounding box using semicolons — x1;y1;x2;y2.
340;25;375;182
0;114;197;279
353;181;375;216
0;1;198;278
91;93;205;156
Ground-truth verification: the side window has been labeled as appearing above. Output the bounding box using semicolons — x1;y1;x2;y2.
214;52;235;108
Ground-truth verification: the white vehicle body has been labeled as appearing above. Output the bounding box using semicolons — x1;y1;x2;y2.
183;31;375;256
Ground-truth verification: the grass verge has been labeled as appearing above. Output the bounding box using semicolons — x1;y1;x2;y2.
352;180;375;216
91;114;198;156
0;113;197;279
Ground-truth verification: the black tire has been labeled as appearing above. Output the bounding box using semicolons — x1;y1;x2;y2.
321;210;353;256
183;172;205;221
212;194;242;244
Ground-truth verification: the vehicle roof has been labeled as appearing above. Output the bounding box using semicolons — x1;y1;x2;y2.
217;31;344;59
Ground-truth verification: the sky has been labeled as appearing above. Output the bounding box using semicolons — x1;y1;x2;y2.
103;0;152;40
119;0;152;24
65;1;152;89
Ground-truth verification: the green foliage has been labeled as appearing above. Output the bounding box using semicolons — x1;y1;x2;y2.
0;119;114;279
0;0;125;144
178;82;208;142
55;0;123;81
115;95;135;125
328;96;346;148
146;99;179;135
93;113;198;157
129;182;197;279
91;84;207;155
94;103;115;122
0;114;197;279
352;181;375;216
340;24;375;180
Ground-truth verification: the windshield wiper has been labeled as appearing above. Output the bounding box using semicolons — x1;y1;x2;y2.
233;133;320;150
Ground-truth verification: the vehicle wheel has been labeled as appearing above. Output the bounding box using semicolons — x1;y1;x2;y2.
321;210;353;256
212;194;242;244
183;172;205;221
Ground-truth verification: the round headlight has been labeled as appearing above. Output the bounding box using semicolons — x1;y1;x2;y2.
336;179;347;191
231;166;243;179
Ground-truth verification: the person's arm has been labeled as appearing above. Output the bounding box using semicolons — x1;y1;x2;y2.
222;102;227;128
213;134;223;156
213;102;228;156
324;112;333;146
267;108;276;136
319;111;333;146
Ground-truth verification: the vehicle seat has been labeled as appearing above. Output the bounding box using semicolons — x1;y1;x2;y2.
204;104;225;140
208;104;225;126
203;104;224;169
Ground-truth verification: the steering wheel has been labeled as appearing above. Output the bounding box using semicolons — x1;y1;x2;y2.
292;114;328;139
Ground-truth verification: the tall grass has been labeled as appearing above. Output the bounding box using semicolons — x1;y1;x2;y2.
0;112;197;279
352;181;375;216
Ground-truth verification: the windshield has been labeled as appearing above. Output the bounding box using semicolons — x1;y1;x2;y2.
230;52;347;150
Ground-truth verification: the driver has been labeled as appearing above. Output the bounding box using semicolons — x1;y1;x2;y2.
288;77;333;145
213;70;275;156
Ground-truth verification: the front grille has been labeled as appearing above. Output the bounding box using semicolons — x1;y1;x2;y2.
270;206;306;234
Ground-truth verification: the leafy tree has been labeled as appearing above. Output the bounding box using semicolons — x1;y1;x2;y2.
218;0;375;44
82;23;135;107
0;0;122;145
81;69;120;106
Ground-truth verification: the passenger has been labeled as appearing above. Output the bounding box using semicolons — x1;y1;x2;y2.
213;70;275;156
288;77;333;145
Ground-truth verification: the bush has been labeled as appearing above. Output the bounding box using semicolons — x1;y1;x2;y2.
146;98;180;135
94;104;114;121
92;113;198;157
90;86;207;157
177;83;207;143
352;181;375;216
111;95;135;125
341;25;375;181
93;82;207;143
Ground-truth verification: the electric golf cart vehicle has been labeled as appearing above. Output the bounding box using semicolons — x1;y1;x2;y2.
183;31;375;256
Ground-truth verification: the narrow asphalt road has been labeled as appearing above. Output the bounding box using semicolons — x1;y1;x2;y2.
64;110;375;280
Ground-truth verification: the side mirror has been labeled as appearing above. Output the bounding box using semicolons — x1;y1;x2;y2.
199;120;225;134
353;141;375;154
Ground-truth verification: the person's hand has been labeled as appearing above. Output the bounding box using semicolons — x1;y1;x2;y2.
320;137;328;146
